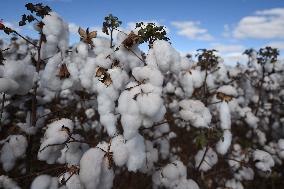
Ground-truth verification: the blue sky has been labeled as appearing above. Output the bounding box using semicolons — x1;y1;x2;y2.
1;0;284;64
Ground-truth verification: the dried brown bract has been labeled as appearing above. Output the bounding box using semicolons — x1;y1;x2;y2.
216;92;233;102
78;27;97;46
58;64;70;80
122;31;140;49
95;67;112;87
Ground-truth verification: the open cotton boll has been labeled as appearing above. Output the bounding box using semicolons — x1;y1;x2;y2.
151;40;181;74
0;78;19;94
38;119;73;164
156;161;187;188
132;65;164;87
41;53;63;91
277;139;284;159
219;101;231;130
195;147;218;172
113;46;144;72
79;148;105;189
100;113;117;137
125;134;146;172
175;178;200;189
79;57;96;90
3;57;36;95
140;140;158;173
234;167;254;181
137;93;165;119
244;110;259;129
41;12;69;59
253;150;275;173
57;134;88;165
0;135;28;172
59;173;83;189
217;85;238;97
0;175;20;189
216;130;232;155
110;135;128;167
179;100;211;128
225;179;244;189
117;89;142;140
79;147;114;189
179;69;204;97
31;175;60;189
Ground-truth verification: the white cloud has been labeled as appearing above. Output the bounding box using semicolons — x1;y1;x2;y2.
171;21;214;41
222;52;248;65
211;43;246;54
233;8;284;39
266;41;284;50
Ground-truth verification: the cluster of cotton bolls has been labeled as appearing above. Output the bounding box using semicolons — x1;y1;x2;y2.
1;7;284;189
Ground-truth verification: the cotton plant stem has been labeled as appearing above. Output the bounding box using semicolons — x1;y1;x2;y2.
0;93;5;125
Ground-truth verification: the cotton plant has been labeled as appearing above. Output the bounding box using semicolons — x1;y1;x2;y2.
0;2;284;189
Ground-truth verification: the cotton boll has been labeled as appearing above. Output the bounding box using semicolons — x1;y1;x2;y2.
175;178;200;189
151;40;181;74
85;108;95;119
255;129;267;145
96;160;114;189
244;111;259;129
253;150;274;173
195;147;218;172
225;179;244;189
179;100;211;128
38;119;74;164
0;135;28;171
108;67;129;90
132;65;164;87
79;146;114;189
41;53;63;91
59;173;83;189
110;135;128;166
234;167;254;181
0;175;20;189
121;114;142;140
113;47;143;72
31;175;59;189
219;101;231;130
0;78;19;94
277;139;284;159
154;160;198;189
100;113;117;137
216;130;232;155
57;134;88;165
3;57;36;95
125;134;146;172
217;85;238;97
79;148;105;189
137;93;164;118
41;12;69;59
179;69;204;97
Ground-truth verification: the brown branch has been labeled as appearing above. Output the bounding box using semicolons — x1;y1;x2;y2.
196;145;209;171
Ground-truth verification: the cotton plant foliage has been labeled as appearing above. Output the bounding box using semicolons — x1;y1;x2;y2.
0;3;284;189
